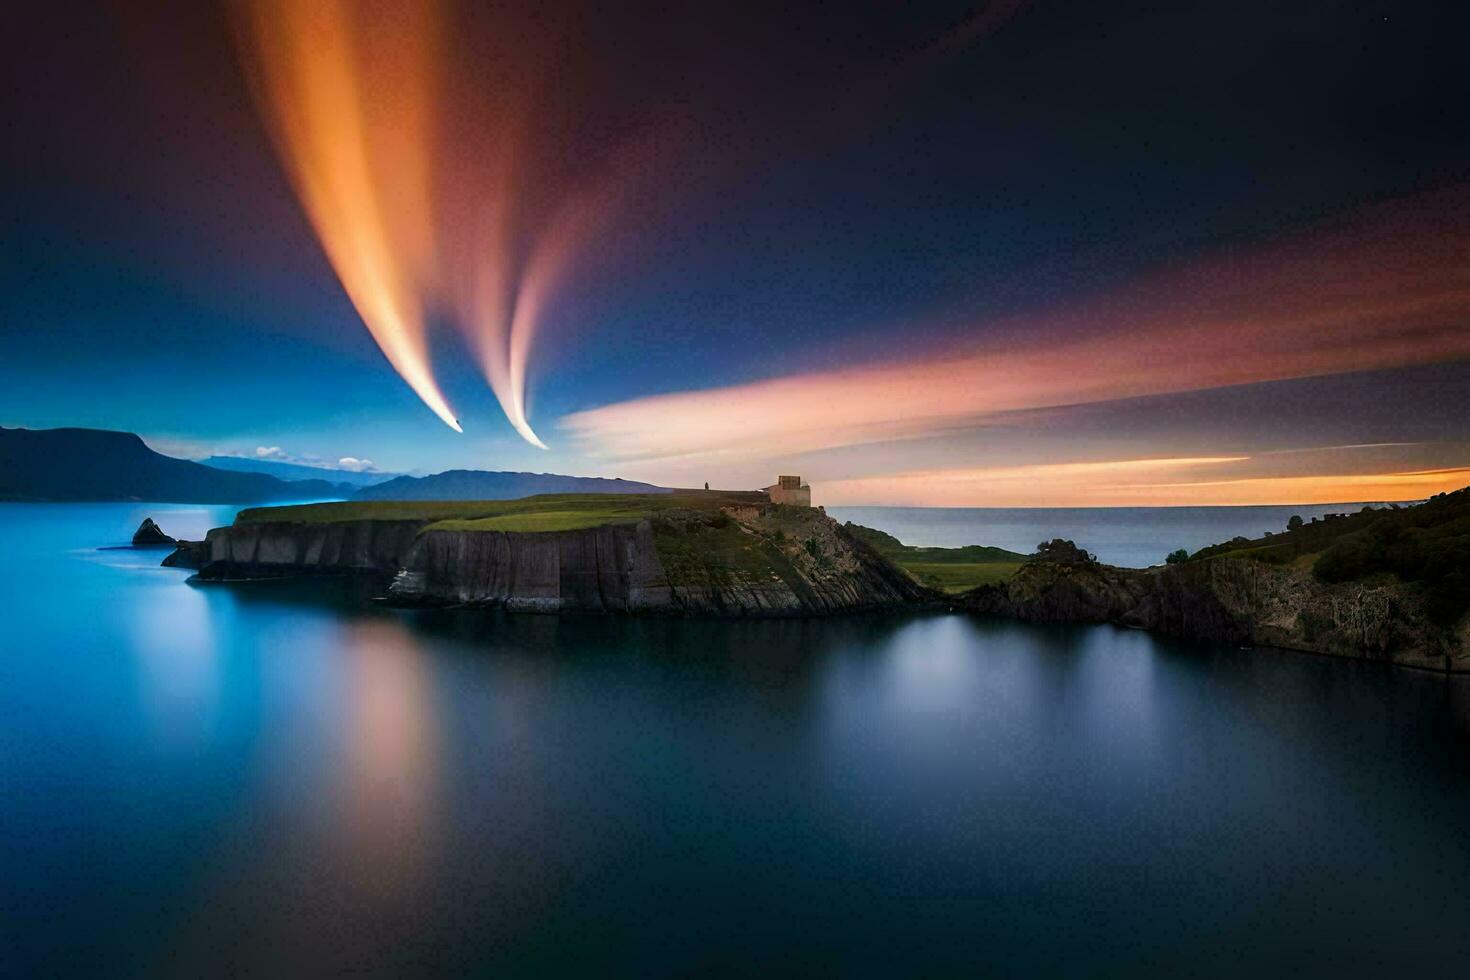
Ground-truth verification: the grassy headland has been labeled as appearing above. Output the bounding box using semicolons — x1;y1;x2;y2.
843;523;1027;593
235;491;767;533
237;493;1031;594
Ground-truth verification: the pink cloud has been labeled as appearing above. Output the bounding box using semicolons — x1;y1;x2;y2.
563;188;1470;465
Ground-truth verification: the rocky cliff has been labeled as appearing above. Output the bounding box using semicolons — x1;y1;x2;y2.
962;555;1469;672
171;499;1468;667
192;519;426;581
185;505;932;616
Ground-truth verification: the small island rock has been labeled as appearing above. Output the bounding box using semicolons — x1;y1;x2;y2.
132;518;176;546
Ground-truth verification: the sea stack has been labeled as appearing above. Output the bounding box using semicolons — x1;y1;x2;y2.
132;518;176;546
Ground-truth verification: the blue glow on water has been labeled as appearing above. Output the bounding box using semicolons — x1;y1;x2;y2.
2;503;1468;974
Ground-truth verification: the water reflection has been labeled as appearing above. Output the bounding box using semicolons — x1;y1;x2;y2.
127;568;221;747
334;618;443;896
6;503;1470;975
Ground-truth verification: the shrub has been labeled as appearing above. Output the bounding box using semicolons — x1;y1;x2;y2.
1034;539;1097;565
1165;549;1189;565
1315;511;1470;626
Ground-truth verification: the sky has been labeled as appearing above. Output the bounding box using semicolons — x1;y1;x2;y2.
3;0;1468;505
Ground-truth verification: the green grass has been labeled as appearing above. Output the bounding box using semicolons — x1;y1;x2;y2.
234;491;785;535
428;509;650;533
843;521;1027;591
652;518;806;593
901;561;1024;593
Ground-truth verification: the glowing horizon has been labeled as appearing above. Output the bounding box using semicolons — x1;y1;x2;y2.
818;457;1470;508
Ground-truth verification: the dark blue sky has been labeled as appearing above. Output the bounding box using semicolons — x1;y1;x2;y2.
4;1;1468;501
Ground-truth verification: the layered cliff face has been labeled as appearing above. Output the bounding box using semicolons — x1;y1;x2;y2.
963;556;1469;671
186;506;932;616
174;498;1467;666
193;520;427;581
387;521;669;612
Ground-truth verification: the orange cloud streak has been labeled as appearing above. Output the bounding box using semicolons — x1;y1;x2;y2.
500;151;657;451
1111;468;1470;507
564;189;1470;462
821;459;1470;508
234;0;460;431
242;2;655;448
232;5;1031;445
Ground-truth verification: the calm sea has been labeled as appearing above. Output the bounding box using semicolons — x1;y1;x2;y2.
828;503;1389;567
3;502;1469;975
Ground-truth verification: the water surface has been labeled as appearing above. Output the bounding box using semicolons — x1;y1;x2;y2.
829;503;1386;567
3;503;1469;976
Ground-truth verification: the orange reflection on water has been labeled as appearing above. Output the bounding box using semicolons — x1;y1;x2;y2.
333;618;443;895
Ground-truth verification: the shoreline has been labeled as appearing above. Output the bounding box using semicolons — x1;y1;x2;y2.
166;556;1470;674
142;484;1469;672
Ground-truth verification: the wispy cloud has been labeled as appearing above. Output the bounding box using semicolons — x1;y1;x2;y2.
1255;442;1424;456
210;445;383;473
1116;467;1470;506
821;456;1249;506
564;188;1470;465
819;454;1470;507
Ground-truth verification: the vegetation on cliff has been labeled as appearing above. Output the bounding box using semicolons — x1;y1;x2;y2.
643;507;929;613
958;490;1470;670
203;493;929;615
179;485;1470;662
1183;486;1470;625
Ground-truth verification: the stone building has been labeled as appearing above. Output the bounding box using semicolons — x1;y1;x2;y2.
765;474;811;506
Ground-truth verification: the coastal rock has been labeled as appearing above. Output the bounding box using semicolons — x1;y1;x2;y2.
131;517;176;546
388;521;671;612
188;506;932;616
961;554;1468;671
193;519;425;582
389;507;932;614
161;539;208;569
174;501;1467;667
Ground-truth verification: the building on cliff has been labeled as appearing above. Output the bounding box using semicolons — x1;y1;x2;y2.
765;475;811;506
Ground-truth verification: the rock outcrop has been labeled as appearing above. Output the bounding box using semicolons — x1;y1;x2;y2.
386;521;670;612
193;520;426;581
131;518;175;546
187;506;933;616
161;539;208;569
962;556;1469;671
173;501;1468;668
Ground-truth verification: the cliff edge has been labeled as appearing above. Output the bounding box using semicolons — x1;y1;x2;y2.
962;548;1468;672
185;498;932;616
167;486;1470;668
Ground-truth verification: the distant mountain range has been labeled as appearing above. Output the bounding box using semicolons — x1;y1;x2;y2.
1;426;667;504
0;427;351;503
354;469;668;501
202;455;399;488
